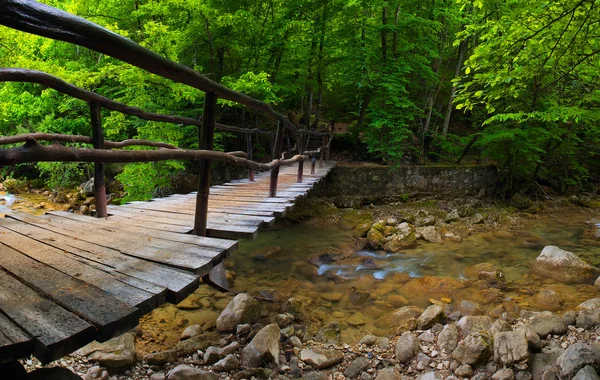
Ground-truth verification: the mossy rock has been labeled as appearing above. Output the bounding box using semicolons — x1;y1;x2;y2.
353;222;372;237
367;228;385;249
510;193;532;210
2;178;29;194
285;198;337;222
339;209;373;230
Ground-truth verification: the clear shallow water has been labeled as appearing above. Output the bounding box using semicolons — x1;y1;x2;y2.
0;191;64;215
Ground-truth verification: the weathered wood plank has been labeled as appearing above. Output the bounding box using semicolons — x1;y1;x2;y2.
0;269;96;364
0;312;34;364
0;243;140;342
0;218;194;303
0;225;160;314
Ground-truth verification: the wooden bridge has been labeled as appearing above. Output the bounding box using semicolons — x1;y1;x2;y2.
0;0;336;371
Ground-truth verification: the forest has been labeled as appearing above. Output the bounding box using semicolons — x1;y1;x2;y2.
1;0;600;200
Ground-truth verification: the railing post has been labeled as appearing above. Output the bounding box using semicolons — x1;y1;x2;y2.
269;122;284;197
90;102;107;218
319;133;326;168
311;153;316;175
297;160;304;183
246;132;254;182
194;92;217;236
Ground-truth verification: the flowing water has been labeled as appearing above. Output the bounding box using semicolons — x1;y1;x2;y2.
0;190;65;215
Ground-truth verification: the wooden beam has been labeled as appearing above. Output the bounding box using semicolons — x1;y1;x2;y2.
90;103;107;218
194;93;217;236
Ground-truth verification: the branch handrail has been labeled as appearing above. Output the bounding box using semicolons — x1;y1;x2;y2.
0;0;299;134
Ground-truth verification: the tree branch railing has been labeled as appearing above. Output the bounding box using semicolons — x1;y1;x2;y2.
0;0;332;238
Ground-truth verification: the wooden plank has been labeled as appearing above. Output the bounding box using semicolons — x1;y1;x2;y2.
8;214;217;274
0;312;34;364
0;269;96;364
0;243;140;342
0;218;195;303
0;225;161;314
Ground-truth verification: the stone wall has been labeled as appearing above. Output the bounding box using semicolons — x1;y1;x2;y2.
313;164;498;198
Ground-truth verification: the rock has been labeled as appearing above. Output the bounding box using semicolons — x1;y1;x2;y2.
289;356;301;378
253;245;282;260
492;369;515;380
302;371;328;380
556;343;600;379
563;310;578;326
452;332;492;365
520;327;541;352
282;298;306;321
445;209;461;223
438;324;459;352
344;356;371;378
84;333;136;368
232;368;274;380
491;319;512;335
402;276;467;296
175;331;220;355
417;372;442;380
375;367;402;380
456;316;492;337
241;323;280;368
418;226;443;243
530;246;599;284
84;367;109;380
525;312;567;337
383;222;417;252
493;330;529;365
167;365;219;380
348;312;367;327
367;227;386;249
213;354;240;372
150;373;167;380
334;195;364;209
314;322;341;344
458;204;475;218
144;350;178;365
204;346;225;364
360;335;378;346
454;364;473;377
464;263;507;289
579;298;600;310
573;366;600;380
391;305;423;333
472;213;485;224
459;300;484;316
300;348;344;370
320;292;344;302
576;309;600;330
395;331;419;364
216;293;261;332
274;313;295;327
417;304;444;329
181;325;203;340
534;289;564;310
510;194;532;210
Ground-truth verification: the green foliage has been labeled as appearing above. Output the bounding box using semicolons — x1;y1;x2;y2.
116;161;184;202
37;162;91;190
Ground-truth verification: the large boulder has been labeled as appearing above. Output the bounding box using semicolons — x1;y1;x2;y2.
383;222;417;252
241;324;280;368
530;246;599;284
525;312;567;337
452;332;492;365
456;316;492;337
216;293;261;332
556;343;600;379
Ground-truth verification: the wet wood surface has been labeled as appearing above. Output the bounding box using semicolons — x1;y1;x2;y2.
0;161;334;363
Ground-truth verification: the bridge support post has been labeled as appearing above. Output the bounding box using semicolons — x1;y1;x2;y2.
269;123;284;197
194;92;217;236
90;102;107;218
297;160;304;183
319;133;326;168
311;154;316;175
246;133;254;182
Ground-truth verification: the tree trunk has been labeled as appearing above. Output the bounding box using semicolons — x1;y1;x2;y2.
392;6;400;58
442;41;466;138
314;3;328;130
381;0;388;61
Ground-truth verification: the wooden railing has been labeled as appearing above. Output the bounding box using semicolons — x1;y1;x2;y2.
0;0;332;237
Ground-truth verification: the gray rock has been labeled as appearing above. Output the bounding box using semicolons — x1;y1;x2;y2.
83;367;109;380
452;332;492;365
379;337;391;350
395;331;419;364
573;366;600;380
300;348;344;370
167;365;219;380
579;298;600;310
492;369;515;380
556;343;600;379
203;346;225;364
459;300;484;316
456;316;492;337
360;335;378;346
419;226;443;243
84;333;136;368
241;323;281;368
344;356;371;378
418;331;436;343
213;354;240;372
288;336;302;348
361;374;374;380
302;372;327;380
577;309;600;330
563;310;578;326
181;325;202;340
445;209;461;223
515;372;532;380
290;356;301;378
530;245;599;284
454;364;473;377
438;324;459;352
417;305;444;329
216;293;261;332
529;351;564;380
417;372;442;380
375;367;402;380
494;330;529;365
150;373;167;380
491;319;512;335
144;350;178;365
525;312;567;337
314;321;341;344
519;327;541;352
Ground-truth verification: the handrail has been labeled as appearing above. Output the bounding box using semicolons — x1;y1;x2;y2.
0;0;298;134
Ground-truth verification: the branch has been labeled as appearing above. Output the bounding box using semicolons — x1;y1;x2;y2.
0;0;298;134
0;138;317;170
0;133;178;149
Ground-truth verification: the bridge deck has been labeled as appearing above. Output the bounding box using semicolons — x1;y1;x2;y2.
0;162;335;364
